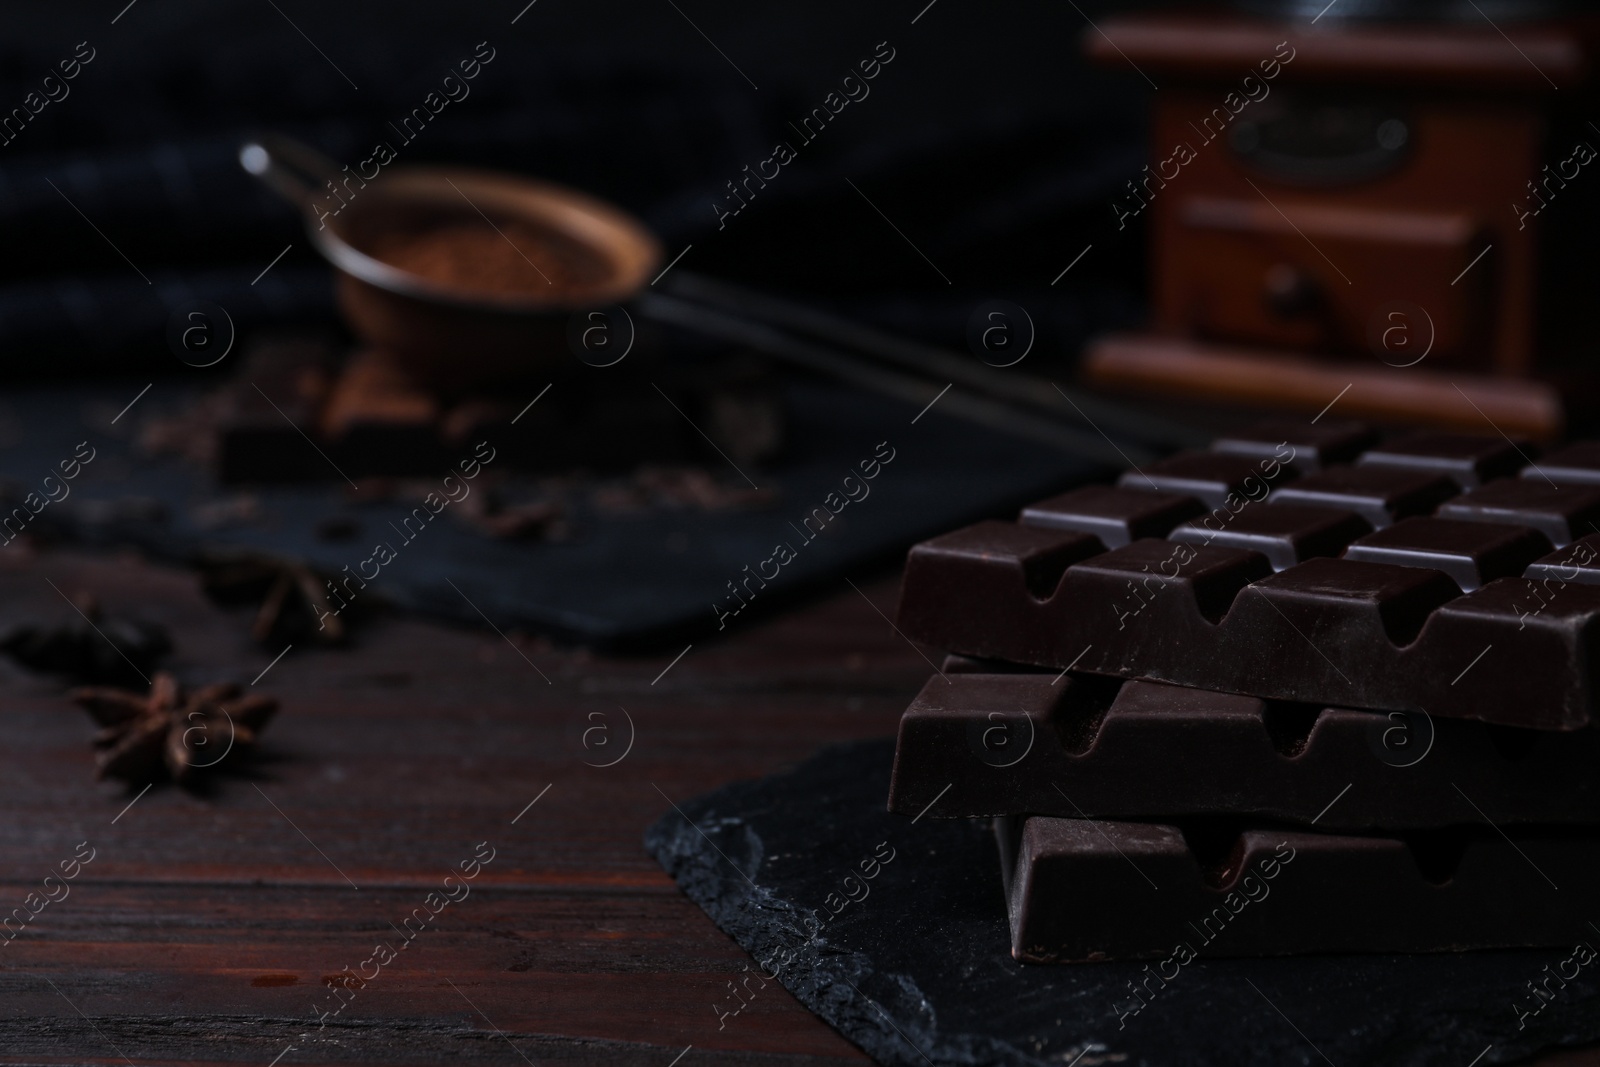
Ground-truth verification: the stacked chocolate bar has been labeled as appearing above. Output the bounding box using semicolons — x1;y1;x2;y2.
888;421;1600;963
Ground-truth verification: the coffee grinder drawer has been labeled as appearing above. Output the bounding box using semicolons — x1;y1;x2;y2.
1163;196;1490;364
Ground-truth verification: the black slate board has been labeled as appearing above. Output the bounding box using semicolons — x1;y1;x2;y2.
0;377;1101;648
644;739;1600;1067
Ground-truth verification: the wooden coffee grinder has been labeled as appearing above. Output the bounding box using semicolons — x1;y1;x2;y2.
1080;2;1600;439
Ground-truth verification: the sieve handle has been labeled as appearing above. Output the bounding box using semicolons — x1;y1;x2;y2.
238;134;343;211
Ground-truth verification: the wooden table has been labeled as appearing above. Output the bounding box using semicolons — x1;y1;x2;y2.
3;546;1597;1066
0;545;927;1065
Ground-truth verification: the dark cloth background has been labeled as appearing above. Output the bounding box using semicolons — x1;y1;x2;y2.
0;0;1162;379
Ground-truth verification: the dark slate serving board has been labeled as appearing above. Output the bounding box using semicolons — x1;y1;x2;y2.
0;376;1102;648
644;739;1600;1067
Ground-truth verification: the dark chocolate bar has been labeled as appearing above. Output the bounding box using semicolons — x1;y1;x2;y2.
998;815;1600;962
1341;518;1551;592
888;672;1600;828
1118;451;1291;509
896;424;1600;729
1209;418;1377;473
1168;504;1371;572
1436;480;1600;546
898;522;1600;729
1355;431;1531;489
1021;486;1203;549
1266;466;1457;528
1533;442;1600;486
1526;536;1600;585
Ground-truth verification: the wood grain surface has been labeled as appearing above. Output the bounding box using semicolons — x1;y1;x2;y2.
0;545;924;1065
0;546;1595;1066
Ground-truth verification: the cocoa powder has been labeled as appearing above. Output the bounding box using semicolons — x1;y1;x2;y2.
365;219;612;299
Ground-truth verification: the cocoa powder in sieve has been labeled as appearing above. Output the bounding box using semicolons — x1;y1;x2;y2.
365;220;612;300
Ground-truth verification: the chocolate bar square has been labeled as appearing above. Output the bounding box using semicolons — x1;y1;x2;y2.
1437;479;1600;547
1020;486;1204;548
1168;504;1371;571
1000;815;1600;962
1357;432;1533;489
1525;534;1600;585
1342;517;1553;592
1210;418;1378;472
1266;465;1457;528
1531;442;1600;487
1119;451;1294;508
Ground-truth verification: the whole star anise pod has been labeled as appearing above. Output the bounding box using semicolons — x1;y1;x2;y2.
70;672;278;784
197;552;348;646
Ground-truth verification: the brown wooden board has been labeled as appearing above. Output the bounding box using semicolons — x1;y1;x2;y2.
1;548;1597;1065
0;547;925;1065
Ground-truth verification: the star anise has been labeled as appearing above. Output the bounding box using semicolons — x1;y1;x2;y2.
0;592;171;684
70;672;278;785
197;551;348;646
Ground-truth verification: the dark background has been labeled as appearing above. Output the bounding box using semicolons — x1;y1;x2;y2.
0;0;1160;379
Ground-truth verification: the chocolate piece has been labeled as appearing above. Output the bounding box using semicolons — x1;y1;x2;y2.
888;673;1600;828
1266;465;1457;528
1436;479;1600;547
443;397;576;473
901;424;1600;728
1342;517;1553;592
896;521;1600;728
1525;533;1600;586
320;350;444;477
1066;539;1277;625
941;653;1049;674
1530;442;1600;487
1019;485;1205;548
443;386;695;473
648;738;1600;1066
215;339;335;483
1357;432;1532;489
1168;504;1371;571
1210;419;1378;472
902;521;1110;605
999;815;1600;962
1118;451;1293;509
